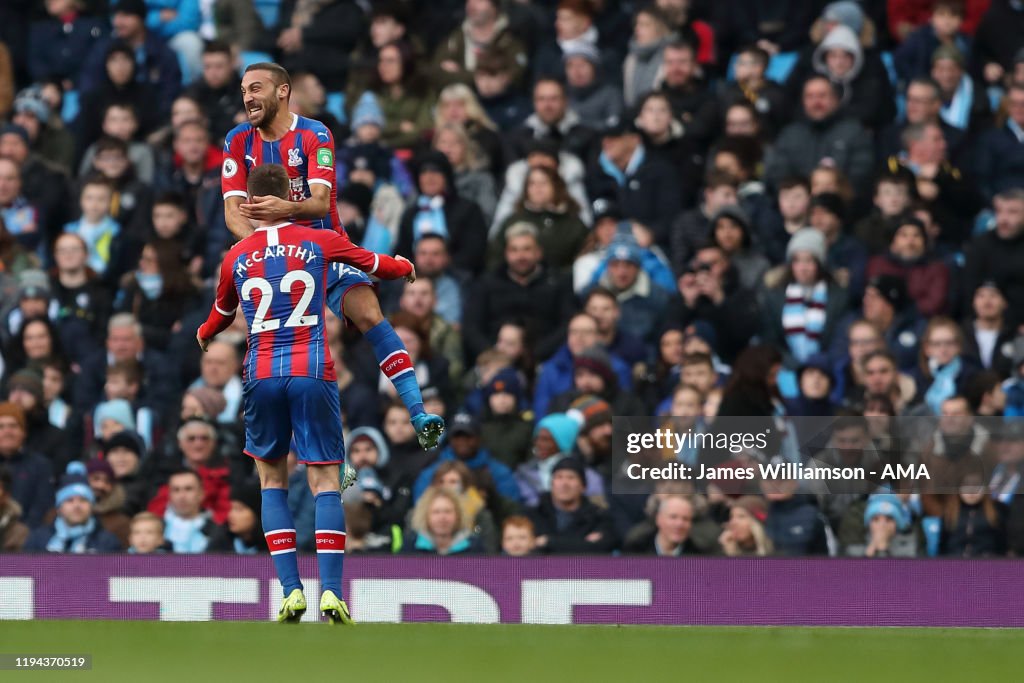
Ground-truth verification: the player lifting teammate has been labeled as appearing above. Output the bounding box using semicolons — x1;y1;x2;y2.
221;61;444;449
198;163;416;624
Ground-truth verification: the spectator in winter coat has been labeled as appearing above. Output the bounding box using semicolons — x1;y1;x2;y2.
845;493;919;557
23;461;122;552
583;287;650;369
433;122;497;225
29;0;108;88
866;216;951;316
623;495;701;555
761;472;830;556
963;190;1024;329
464;223;578;363
622;5;673;108
479;368;535;469
413;412;521;504
0;465;29;552
84;457;131;546
759;228;849;369
832;275;928;373
961;282;1016;377
563;43;624;131
146;417;232;525
396;150;488;276
102;430;151;517
894;1;971;84
4;369;71;474
585;118;682;248
206;482;267;554
930;45;989;134
491;166;588;272
764;76;875;196
509;78;597;164
431;0;529;90
516;413;603;508
805;24;896;130
941;468;1006;557
716;45;791;140
707;204;770;292
527;456;618;553
588;236;674;344
854;170;916;256
976;84;1024;201
547;345;648;418
0;402;53;529
533;314;633;419
669;170;740;275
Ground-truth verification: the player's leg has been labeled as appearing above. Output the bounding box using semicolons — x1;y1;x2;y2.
290;377;354;625
243;378;305;621
326;264;445;448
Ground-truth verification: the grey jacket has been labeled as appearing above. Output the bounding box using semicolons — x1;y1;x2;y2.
764;114;874;194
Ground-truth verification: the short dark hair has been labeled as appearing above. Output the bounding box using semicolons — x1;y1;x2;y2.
934;0;964;17
778;176;810;193
154;191;188;211
168;468;203;487
965;371;1004;412
243;62;291;89
81;174;113;193
247;163;290;200
203;39;232;57
94;136;128;156
705;168;739;191
681;352;714;369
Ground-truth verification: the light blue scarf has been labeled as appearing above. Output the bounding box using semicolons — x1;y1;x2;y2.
46;516;97;553
163;508;210;554
940;75;973;131
925;356;962;415
413;195;448;243
598;145;646;187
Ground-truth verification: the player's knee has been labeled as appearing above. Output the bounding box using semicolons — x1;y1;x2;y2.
344;288;384;332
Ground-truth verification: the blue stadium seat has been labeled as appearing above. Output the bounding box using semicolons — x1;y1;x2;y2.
765;52;798;84
62;90;80;124
325;92;347;125
880;51;898;87
254;0;281;29
239;51;275;75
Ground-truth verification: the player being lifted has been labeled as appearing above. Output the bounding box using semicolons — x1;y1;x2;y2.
198;164;416;624
222;61;444;449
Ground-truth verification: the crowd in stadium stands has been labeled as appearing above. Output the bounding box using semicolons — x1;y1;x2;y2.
5;0;1024;559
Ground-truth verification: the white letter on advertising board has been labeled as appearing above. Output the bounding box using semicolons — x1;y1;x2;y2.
109;578;260;620
350;579;500;623
521;580;652;624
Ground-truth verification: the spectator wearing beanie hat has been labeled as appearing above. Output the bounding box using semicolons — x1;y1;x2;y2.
866;216;951;316
527;454;618;554
832;274;927;373
515;412;604;508
23;461;122;553
0;401;54;529
207;482;267;554
760;227;848;370
12;86;75;173
549;344;647;418
85;457;131;546
93;398;136;444
479;367;535;468
562;42;624;131
568;394;614;483
5;368;71;473
589;234;674;344
101;430;150;516
808;192;868;303
412;412;521;504
842;493;918;557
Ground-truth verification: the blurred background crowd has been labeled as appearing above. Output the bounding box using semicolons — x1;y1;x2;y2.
1;0;1024;559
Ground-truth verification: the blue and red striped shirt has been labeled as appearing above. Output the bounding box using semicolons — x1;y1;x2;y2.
222;113;342;234
198;223;411;382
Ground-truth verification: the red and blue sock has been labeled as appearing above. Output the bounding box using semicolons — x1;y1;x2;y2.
314;491;346;596
367;321;425;418
262;487;302;596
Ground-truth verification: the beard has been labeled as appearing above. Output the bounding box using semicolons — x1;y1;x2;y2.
250;96;279;129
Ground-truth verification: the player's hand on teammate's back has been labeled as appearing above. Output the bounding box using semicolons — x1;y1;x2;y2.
395;255;416;283
197;331;210;353
239;195;292;221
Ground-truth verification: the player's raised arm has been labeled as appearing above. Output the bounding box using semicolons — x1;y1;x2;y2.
197;249;241;348
317;231;415;281
223;130;255;240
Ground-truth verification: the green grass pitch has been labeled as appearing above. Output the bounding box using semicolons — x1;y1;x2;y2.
1;621;1022;682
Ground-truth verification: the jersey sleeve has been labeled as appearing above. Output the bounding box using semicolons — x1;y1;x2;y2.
198;250;240;339
303;125;335;190
317;231;412;280
221;129;249;200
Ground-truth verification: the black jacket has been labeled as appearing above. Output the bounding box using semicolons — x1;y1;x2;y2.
623;526;701;555
527;493;619;554
463;266;577;363
0;449;54;528
585;148;683;247
963;228;1024;328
